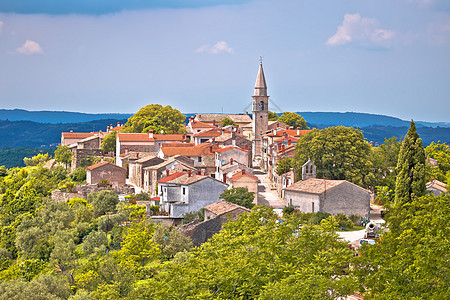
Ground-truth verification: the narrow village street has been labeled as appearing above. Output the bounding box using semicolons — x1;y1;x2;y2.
254;169;284;209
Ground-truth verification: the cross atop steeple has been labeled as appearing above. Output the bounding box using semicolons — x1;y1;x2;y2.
254;60;267;96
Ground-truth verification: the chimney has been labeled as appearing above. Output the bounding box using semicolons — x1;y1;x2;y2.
166;169;170;176
245;111;248;115
110;124;113;128
282;145;285;152
230;158;233;165
209;145;213;153
213;119;216;127
430;178;434;182
183;133;186;141
149;129;154;139
278;144;282;151
117;122;120;126
70;130;73;133
137;153;139;158
231;132;236;146
242;169;245;174
297;127;300;136
188;170;192;177
245;145;248;151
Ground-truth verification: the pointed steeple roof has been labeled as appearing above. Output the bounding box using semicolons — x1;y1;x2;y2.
254;62;267;96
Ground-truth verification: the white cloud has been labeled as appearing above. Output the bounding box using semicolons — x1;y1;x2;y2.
326;13;395;47
16;40;43;55
196;41;234;54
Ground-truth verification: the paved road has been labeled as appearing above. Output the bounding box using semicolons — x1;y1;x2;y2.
254;170;284;209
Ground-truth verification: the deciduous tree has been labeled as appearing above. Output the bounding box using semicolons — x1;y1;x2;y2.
54;145;72;169
101;131;117;154
220;187;254;209
278;112;309;129
121;104;186;134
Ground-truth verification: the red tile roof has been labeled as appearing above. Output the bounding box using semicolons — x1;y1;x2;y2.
86;161;124;171
215;146;249;153
118;133;185;142
266;129;311;138
193;128;232;137
158;172;186;183
160;144;218;156
190;121;215;128
229;170;259;182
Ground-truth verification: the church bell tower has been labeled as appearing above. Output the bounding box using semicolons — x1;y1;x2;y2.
252;60;269;157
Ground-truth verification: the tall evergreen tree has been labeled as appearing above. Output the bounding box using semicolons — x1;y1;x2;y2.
391;120;426;230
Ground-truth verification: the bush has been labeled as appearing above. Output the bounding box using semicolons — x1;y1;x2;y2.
98;179;110;187
183;209;204;224
282;206;295;215
69;167;86;182
88;190;119;217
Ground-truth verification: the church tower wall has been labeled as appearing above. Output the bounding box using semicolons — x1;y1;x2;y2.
252;62;269;158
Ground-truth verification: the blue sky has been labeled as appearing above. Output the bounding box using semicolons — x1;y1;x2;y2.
0;0;449;122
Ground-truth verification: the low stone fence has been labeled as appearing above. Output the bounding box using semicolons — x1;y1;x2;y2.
51;184;135;202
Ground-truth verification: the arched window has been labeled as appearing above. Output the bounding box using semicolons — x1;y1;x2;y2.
259;101;265;111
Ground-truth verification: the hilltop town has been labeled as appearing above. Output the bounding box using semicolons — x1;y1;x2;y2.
0;63;448;299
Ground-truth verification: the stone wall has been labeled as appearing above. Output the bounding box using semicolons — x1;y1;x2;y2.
51;184;135;202
71;149;102;172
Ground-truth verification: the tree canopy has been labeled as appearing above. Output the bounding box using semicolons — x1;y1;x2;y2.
294;126;373;187
121;104;186;134
101;131;117;154
425;141;450;183
278;112;309;129
220;117;237;127
54;145;71;169
220;187;255;209
268;111;279;121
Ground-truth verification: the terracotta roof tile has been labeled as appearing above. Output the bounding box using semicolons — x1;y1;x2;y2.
193;128;232;137
427;180;447;193
158;172;186;183
86;161;124;171
203;200;250;215
190;121;215;128
229;170;258;182
215;146;249;153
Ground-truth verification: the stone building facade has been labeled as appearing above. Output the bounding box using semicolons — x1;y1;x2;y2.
86;161;127;186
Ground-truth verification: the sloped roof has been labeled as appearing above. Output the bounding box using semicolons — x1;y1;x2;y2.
194;128;232;138
190;120;215;128
195;114;252;124
215;146;249;153
86;161;125;171
135;155;162;164
284;178;345;194
117;133;185;142
158;172;186;183
427;180;447;193
229;170;258;182
77;135;100;143
203;200;250;216
62;132;96;139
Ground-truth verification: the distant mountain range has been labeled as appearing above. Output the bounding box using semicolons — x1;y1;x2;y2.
1;109;448;128
0;109;132;124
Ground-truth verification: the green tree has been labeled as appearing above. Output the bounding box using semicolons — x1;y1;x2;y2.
276;157;294;175
391;120;426;232
69;167;86;183
0;274;71;299
121;104;186;134
115;219;160;267
23;153;52;167
425;141;450;183
50;230;76;272
152;223;192;260
101;131;117;154
54;145;72;169
278;112;309;129
369;137;401;192
82;230;108;255
220;117;237;127
268;111;279;121
132;207;356;299
294;126;372;187
220;187;255;209
88;190;119;217
355;193;450;298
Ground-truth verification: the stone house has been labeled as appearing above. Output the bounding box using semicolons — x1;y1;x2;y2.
192;128;233;145
426;179;447;196
216;160;253;184
115;131;187;161
283;178;371;218
215;146;250;179
86;161;127;186
194;113;252;129
181;200;250;246
227;169;259;204
61;132;98;146
143;156;196;195
157;171;228;218
128;155;164;189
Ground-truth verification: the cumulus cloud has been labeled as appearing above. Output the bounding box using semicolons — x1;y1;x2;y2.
326;13;395;47
196;41;234;54
16;40;43;55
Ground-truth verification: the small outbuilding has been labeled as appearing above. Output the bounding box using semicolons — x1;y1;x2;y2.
283;178;371;218
86;161;127;186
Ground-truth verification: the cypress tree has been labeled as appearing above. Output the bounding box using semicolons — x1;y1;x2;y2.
390;120;426;231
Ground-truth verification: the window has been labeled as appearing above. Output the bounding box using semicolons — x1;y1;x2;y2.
312;202;314;213
182;187;186;195
198;157;202;162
